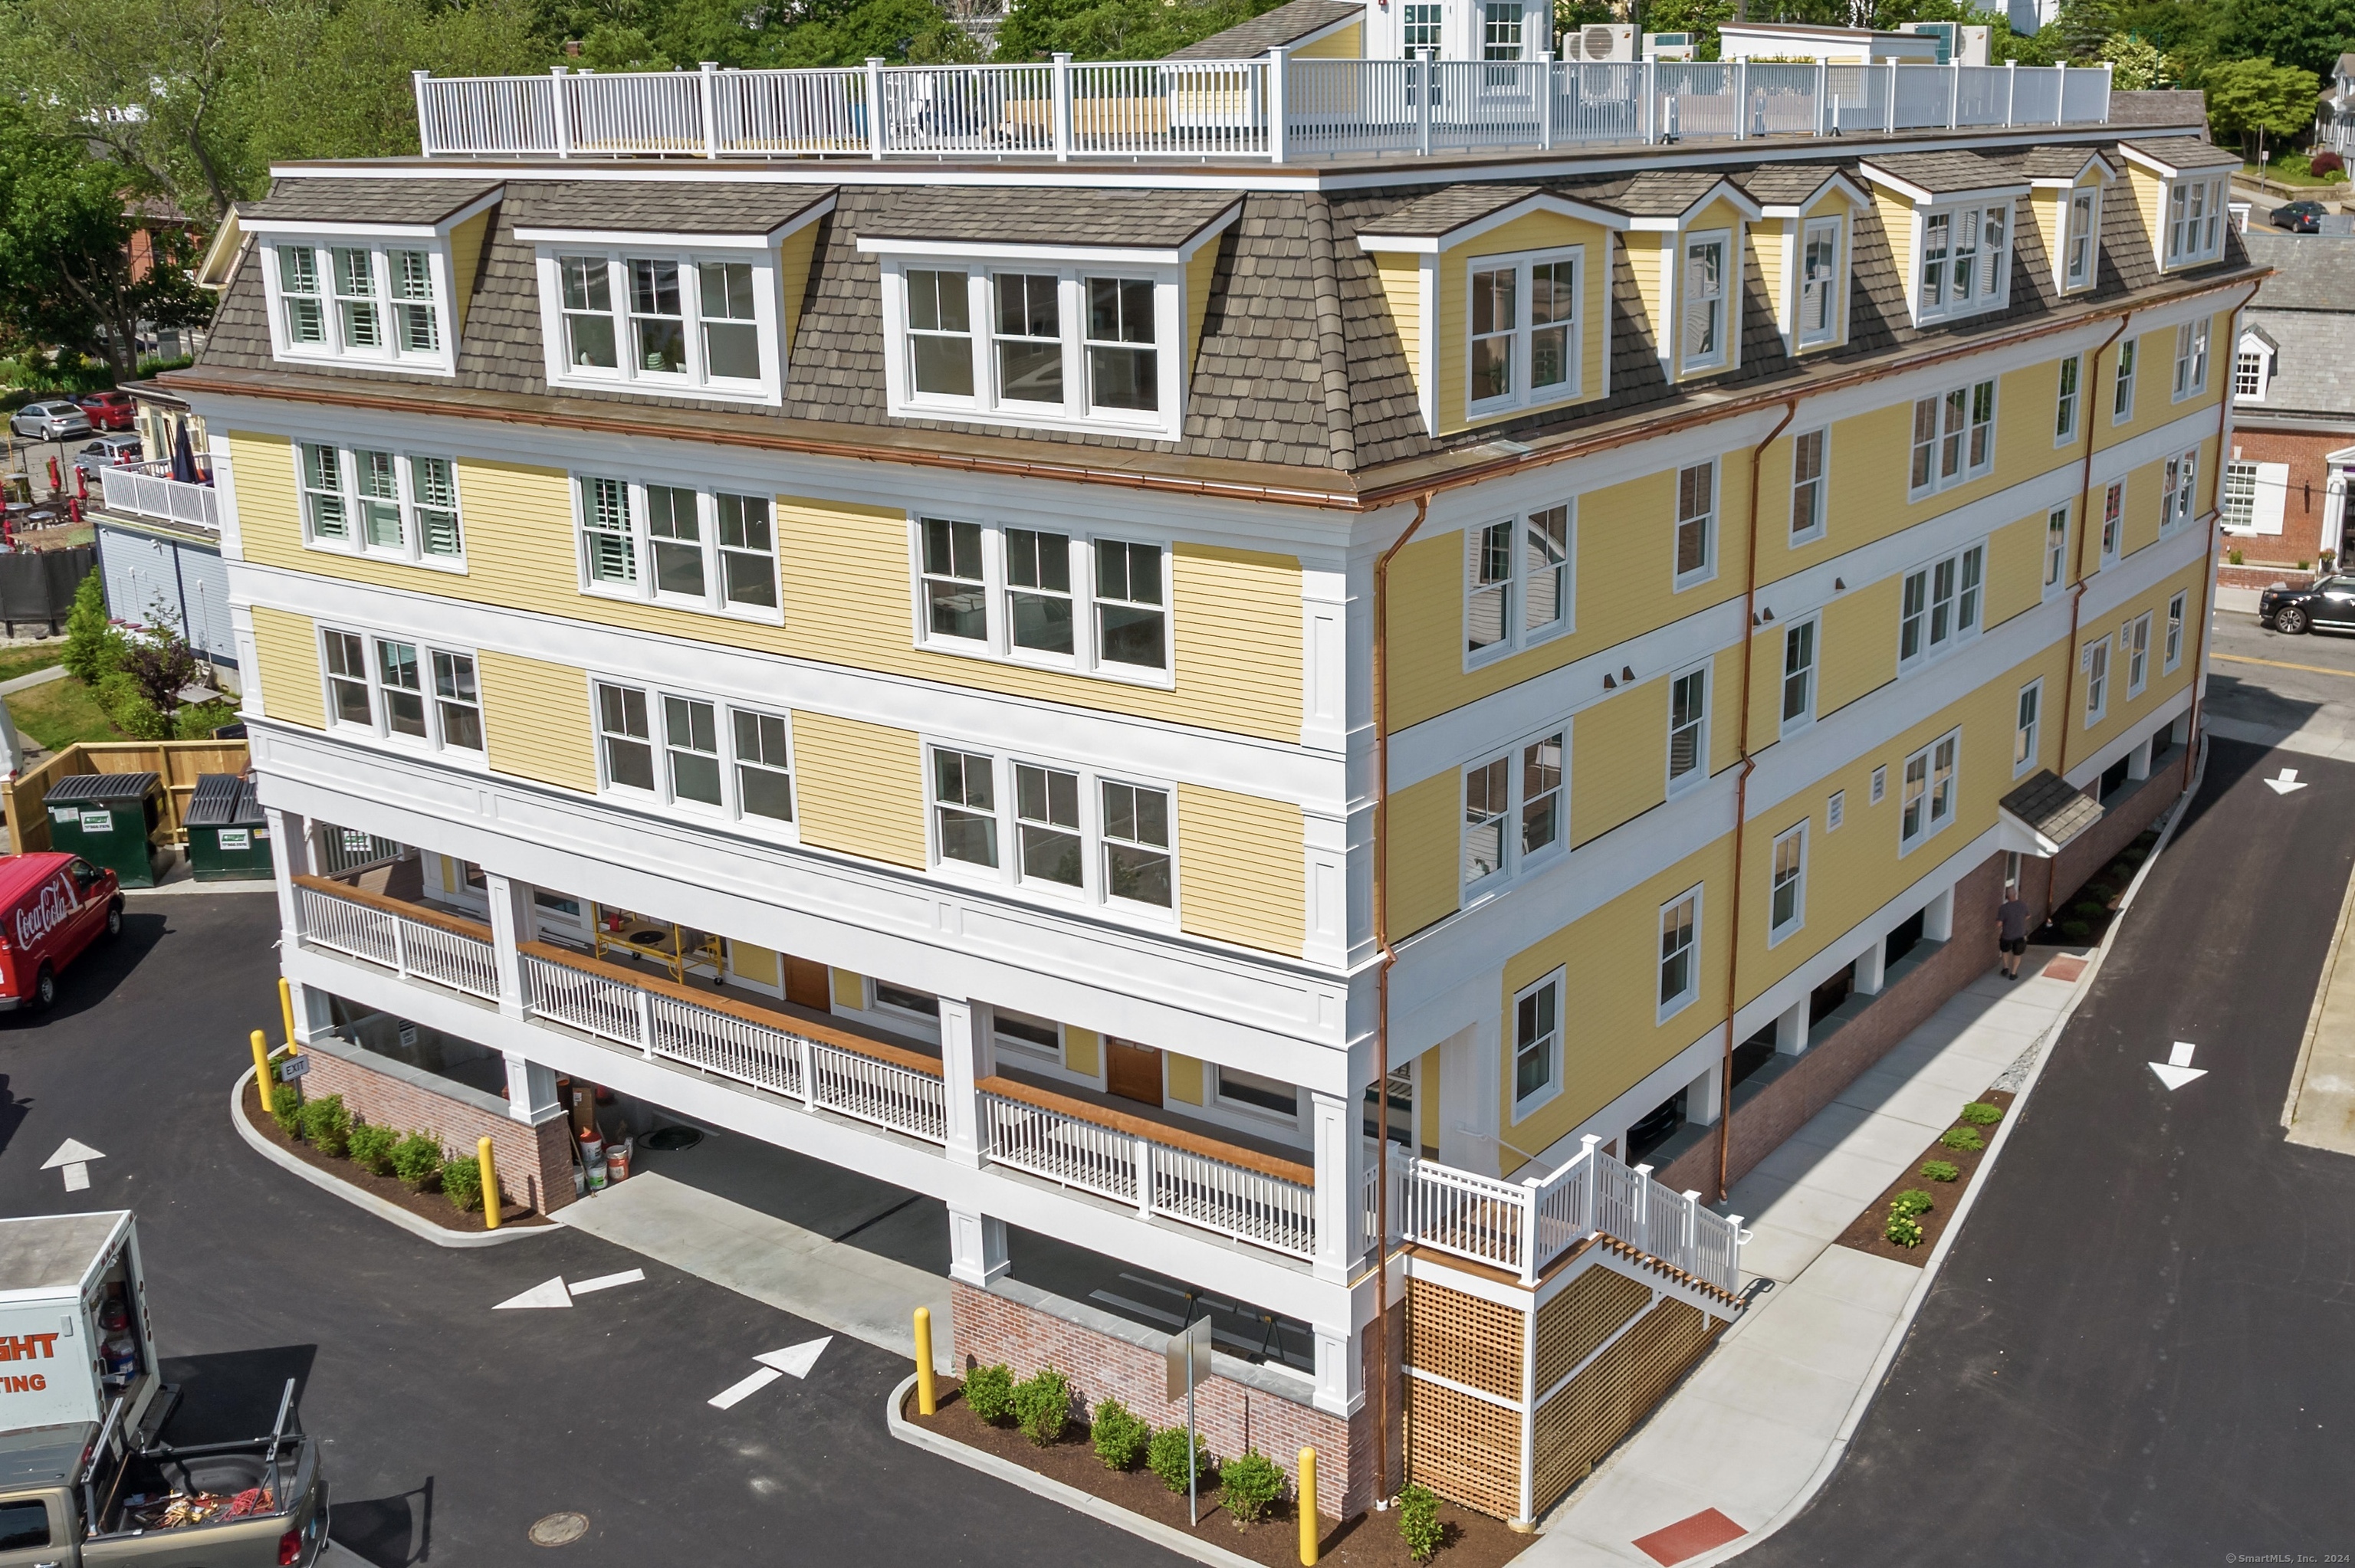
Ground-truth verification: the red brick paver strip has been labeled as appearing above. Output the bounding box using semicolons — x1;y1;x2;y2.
1632;1507;1747;1566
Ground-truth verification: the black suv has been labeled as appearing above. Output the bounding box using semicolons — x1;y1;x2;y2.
2260;575;2355;635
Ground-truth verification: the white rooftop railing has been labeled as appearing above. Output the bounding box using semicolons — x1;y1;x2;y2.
412;56;2110;163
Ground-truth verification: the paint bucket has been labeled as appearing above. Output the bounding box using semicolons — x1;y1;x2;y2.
585;1152;608;1192
606;1137;632;1183
578;1125;604;1168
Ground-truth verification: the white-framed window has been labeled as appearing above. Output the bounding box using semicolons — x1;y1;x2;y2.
2100;479;2124;564
572;474;779;619
2160;448;2201;533
2014;678;2041;775
322;630;373;730
1827;788;1845;831
879;258;1182;440
2113;337;2137;422
1214;1064;1301;1123
592;678;796;832
2055;353;2081;444
992;1008;1066;1071
1789;429;1828;543
1465;503;1574;661
2222;461;2257;530
1461;730;1565;892
2124;611;2152;697
1909;379;1996;496
1916;202;2010;323
1898;541;1985;672
2064;189;2100;289
925;746;1178;917
1667;664;1708;794
1780;615;1818;736
1467;247;1582;415
2083;635;2110;723
1511;971;1563;1115
2171;319;2210;400
2164;590;2186;673
1798;218;1841;346
2163;175;2228;267
2235;342;2269;402
294;444;465;569
2043;504;2070;600
912;517;1170;684
1480;0;1525;58
1657;887;1702;1020
1673;461;1717;589
1681;231;1731;372
534;247;780;405
263;240;455;374
1402;1;1442;48
1768;821;1806;942
1899;728;1959;851
319;628;483;756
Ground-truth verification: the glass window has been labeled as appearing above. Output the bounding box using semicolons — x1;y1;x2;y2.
280;246;325;344
356;449;402;551
597;682;655;792
1094;540;1166;670
580;476;636;585
1800;219;1839;342
1910;379;1995;494
2056;354;2080;441
1463;755;1507;886
1467;519;1511;652
1006;528;1074;655
907;268;974;398
333;247;379;349
1920;211;1949;310
2126;612;2150;694
1769;825;1804;934
1403;1;1442;49
1530;259;1573;392
1515;977;1558;1104
301;444;347;542
663;694;722;805
2114;338;2137;420
560;256;619;369
1683;238;1725;367
1900;750;1929;842
1218;1065;1299;1117
628;258;686;375
1470;265;1516;404
433;651;483;751
732;708;794;822
2045;506;2069;592
376;639;426;739
994;1009;1062;1064
1523;505;1569;632
716;493;774;609
2163;448;2199;530
1101;780;1172;907
1676;461;1713;580
1521;732;1563;857
1901;544;1982;668
873;982;938;1019
1659;893;1697;1011
2065;191;2097;286
1481;0;1523;57
0;1499;50;1550
2102;481;2123;558
1782;618;1816;730
1086;277;1157;412
2222;462;2256;529
2173;320;2209;398
645;485;705;599
2235;350;2265;399
1979;205;2005;300
934;749;998;868
1790;430;1825;539
995;273;1063;405
1014;763;1083;887
412;457;461;559
2015;681;2041;771
391;251;438;353
2085;637;2109;721
1930;733;1956;827
1668;667;1706;786
921;517;986;641
324;630;370;726
698;261;759;381
2165;592;2186;671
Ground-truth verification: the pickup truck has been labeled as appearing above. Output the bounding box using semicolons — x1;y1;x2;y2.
0;1214;327;1566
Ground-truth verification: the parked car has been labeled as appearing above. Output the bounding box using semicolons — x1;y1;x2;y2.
2271;200;2328;233
74;389;137;430
0;852;120;1012
2258;575;2355;635
74;434;144;476
8;401;94;441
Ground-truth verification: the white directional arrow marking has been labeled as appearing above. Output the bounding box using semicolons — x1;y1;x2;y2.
493;1277;573;1310
41;1139;104;1192
568;1269;644;1296
708;1368;783;1409
2265;767;2309;795
2149;1040;2209;1091
754;1337;833;1379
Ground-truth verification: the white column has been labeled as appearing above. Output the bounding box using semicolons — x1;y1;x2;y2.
483;871;533;1019
2127;735;2153;780
1774;997;1808;1056
265;806;306;951
291;981;330;1045
1310;1088;1359;1281
940;997;991;1169
1923;884;1956;943
1684;1057;1723;1127
1854;937;1887;996
948;1205;1009;1288
1437;1017;1501;1174
1312;1320;1361;1418
504;1054;560;1125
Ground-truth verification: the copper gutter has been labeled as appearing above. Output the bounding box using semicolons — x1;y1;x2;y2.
2048;313;2131;923
1716;397;1799;1202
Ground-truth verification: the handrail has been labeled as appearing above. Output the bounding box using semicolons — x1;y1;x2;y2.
977;1073;1312;1185
291;873;493;943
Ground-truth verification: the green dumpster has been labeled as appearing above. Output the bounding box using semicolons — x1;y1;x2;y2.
185;774;273;882
44;772;163;887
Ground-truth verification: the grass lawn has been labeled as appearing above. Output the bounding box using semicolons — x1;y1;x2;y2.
7;673;123;751
2242;162;2350;191
0;644;66;684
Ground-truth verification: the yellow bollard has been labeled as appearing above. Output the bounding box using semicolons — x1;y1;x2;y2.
478;1136;502;1231
1298;1446;1318;1565
278;978;298;1053
249;1030;273;1110
914;1307;937;1416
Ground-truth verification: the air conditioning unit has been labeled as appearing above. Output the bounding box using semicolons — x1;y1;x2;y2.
1643;31;1696;61
1562;23;1635;61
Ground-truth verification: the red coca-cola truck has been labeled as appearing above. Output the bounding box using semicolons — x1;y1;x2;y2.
0;853;123;1012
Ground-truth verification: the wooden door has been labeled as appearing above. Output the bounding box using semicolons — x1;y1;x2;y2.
1105;1038;1163;1107
783;956;832;1012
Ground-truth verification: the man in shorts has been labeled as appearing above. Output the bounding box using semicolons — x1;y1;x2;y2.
1996;886;2031;979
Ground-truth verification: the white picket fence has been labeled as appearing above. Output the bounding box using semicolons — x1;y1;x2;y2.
414;56;2110;163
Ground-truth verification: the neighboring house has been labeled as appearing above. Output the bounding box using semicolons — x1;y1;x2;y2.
2318;53;2355;154
86;382;237;691
2221;232;2355;576
156;28;2242;1533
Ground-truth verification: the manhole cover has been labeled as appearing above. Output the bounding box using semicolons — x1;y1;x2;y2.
642;1126;702;1151
529;1513;590;1547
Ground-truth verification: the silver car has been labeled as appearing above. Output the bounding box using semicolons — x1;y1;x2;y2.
9;401;94;441
74;435;144;476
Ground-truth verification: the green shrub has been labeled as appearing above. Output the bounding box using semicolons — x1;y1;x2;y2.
296;1093;350;1157
441;1154;483;1212
1938;1127;1986;1153
963;1363;1015;1423
62;571;116;683
1398;1484;1444;1563
267;1082;302;1137
1091;1396;1150;1471
347;1123;397;1175
1885;1212;1924;1248
1220;1448;1286;1524
1959;1101;2004;1127
1920;1159;1961;1183
2227;547;2245;565
2060;919;2092;940
173;698;238;740
389;1131;442;1190
1890;1189;1934;1219
1148;1425;1215;1493
1011;1367;1072;1447
94;668;167;740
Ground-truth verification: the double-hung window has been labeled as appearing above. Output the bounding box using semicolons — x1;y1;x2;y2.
1014;763;1084;888
2084;635;2110;723
1798;218;1841;346
1465;504;1573;659
2100;480;2124;563
933;749;998;867
595;679;796;832
1789;431;1827;543
265;241;454;372
2043;505;2070;599
2124;612;2151;697
575;475;780;618
2222;462;2257;530
1768;822;1805;942
2235;346;2268;401
1658;887;1701;1019
2113;338;2137;422
1917;202;2009;323
2164;592;2186;673
914;520;1170;681
1481;0;1524;59
1909;379;1996;495
1467;248;1581;415
2172;320;2210;400
926;746;1178;914
1461;730;1565;892
1095;540;1168;671
1899;729;1959;851
538;248;778;402
322;628;483;756
1667;665;1708;792
1674;461;1716;587
2164;175;2227;267
2064;190;2099;289
1100;780;1174;907
1780;617;1818;735
1682;234;1729;372
2015;680;2041;776
2055;354;2081;444
324;631;371;728
1898;542;1985;671
1403;2;1442;49
295;444;465;568
1513;973;1562;1113
2160;448;2199;533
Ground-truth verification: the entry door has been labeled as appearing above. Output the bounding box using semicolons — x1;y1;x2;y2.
1105;1038;1164;1107
783;956;832;1012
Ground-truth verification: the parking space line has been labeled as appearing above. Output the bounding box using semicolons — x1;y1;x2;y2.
2214;652;2355;681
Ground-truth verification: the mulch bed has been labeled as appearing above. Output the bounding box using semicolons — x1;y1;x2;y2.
905;1382;1531;1568
1834;1090;2015;1265
2031;826;2160;946
239;1078;545;1232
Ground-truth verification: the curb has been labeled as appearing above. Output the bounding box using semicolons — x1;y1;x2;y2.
230;1064;556;1249
1676;736;2209;1567
883;1373;1265;1568
2281;802;2355;1132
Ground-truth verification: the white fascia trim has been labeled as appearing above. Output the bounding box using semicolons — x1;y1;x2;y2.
857;212;1238;268
1621;178;1765;232
1417;254;1440;437
2028;158;2116;190
1354;193;1633;254
242;189;502;241
1756;172;1872;219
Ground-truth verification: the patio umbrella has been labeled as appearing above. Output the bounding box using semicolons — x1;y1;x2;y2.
171;419;198;484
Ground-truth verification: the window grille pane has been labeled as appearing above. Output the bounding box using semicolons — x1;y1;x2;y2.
995;273;1063;405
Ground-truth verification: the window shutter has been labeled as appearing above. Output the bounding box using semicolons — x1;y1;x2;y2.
2252;462;2290;536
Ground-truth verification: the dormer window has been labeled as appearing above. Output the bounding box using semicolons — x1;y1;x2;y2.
534;248;780;402
2165;176;2227;267
1682;233;1729;372
1798;219;1840;346
1918;203;2009;323
1468;247;1583;415
265;241;455;372
2064;190;2100;289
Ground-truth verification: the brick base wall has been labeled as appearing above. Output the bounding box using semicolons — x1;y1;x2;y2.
951;1280;1398;1520
300;1050;576;1215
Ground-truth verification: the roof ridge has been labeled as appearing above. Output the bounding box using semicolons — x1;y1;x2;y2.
1305;190;1358;474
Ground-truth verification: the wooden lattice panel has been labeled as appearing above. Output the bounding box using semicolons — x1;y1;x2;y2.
1529;1297;1723;1515
1405;1376;1522;1520
1533;1263;1651;1396
1407;1278;1525;1402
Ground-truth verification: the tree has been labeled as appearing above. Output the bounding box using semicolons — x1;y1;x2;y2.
2097;31;2162;89
62;572;120;686
246;0;552;166
118;619;201;722
2214;0;2355;80
2204;54;2321;159
994;0;1279;61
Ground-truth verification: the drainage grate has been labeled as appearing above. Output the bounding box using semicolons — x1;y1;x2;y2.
529;1513;590;1547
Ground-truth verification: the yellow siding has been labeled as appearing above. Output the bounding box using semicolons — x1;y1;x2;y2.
2118;454;2166;558
2074;559;2206;759
1745;622;1782;748
1186;234;1223;372
1166;1052;1204;1104
1176;783;1305;956
1374;254;1424;407
1624;233;1664;344
476;651;596;792
1435;212;1614;435
1418;1045;1440;1148
1814;576;1897;717
1873;189;1915;297
249;605;324;730
833;968;865;1009
728;940;780;988
778;221;819;361
1387;769;1461;937
1710;644;1744;776
448;210;491;336
1063;1026;1102;1078
1571;679;1667;848
793;710;927;869
1292;19;1361;57
2025;190;2065;290
2123;166;2165;270
1985;508;2049;628
1754;224;1788;337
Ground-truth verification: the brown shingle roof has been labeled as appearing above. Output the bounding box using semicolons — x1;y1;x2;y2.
1168;0;1362;60
856;187;1240;250
504;181;834;235
1735;164;1847;206
1861;150;2031;194
2118;134;2237;172
2001;770;2104;848
237;179;501;225
1359;185;1542;238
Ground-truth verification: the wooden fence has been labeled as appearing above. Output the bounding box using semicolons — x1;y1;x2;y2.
3;739;250;853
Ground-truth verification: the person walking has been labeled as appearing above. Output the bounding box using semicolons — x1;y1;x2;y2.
1996;886;2032;980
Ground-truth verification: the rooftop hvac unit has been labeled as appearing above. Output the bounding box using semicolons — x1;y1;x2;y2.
1562;23;1634;61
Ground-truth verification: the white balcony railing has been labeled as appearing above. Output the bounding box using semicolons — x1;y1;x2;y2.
412;57;2111;165
97;463;218;531
296;879;500;1003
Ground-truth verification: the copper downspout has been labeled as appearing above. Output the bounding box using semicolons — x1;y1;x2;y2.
1715;398;1799;1202
1369;489;1436;1504
2048;315;2132;924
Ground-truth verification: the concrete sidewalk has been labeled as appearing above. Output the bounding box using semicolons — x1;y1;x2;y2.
2285;853;2355;1156
1526;952;2081;1567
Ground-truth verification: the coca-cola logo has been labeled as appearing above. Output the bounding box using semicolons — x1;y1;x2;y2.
14;877;77;948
